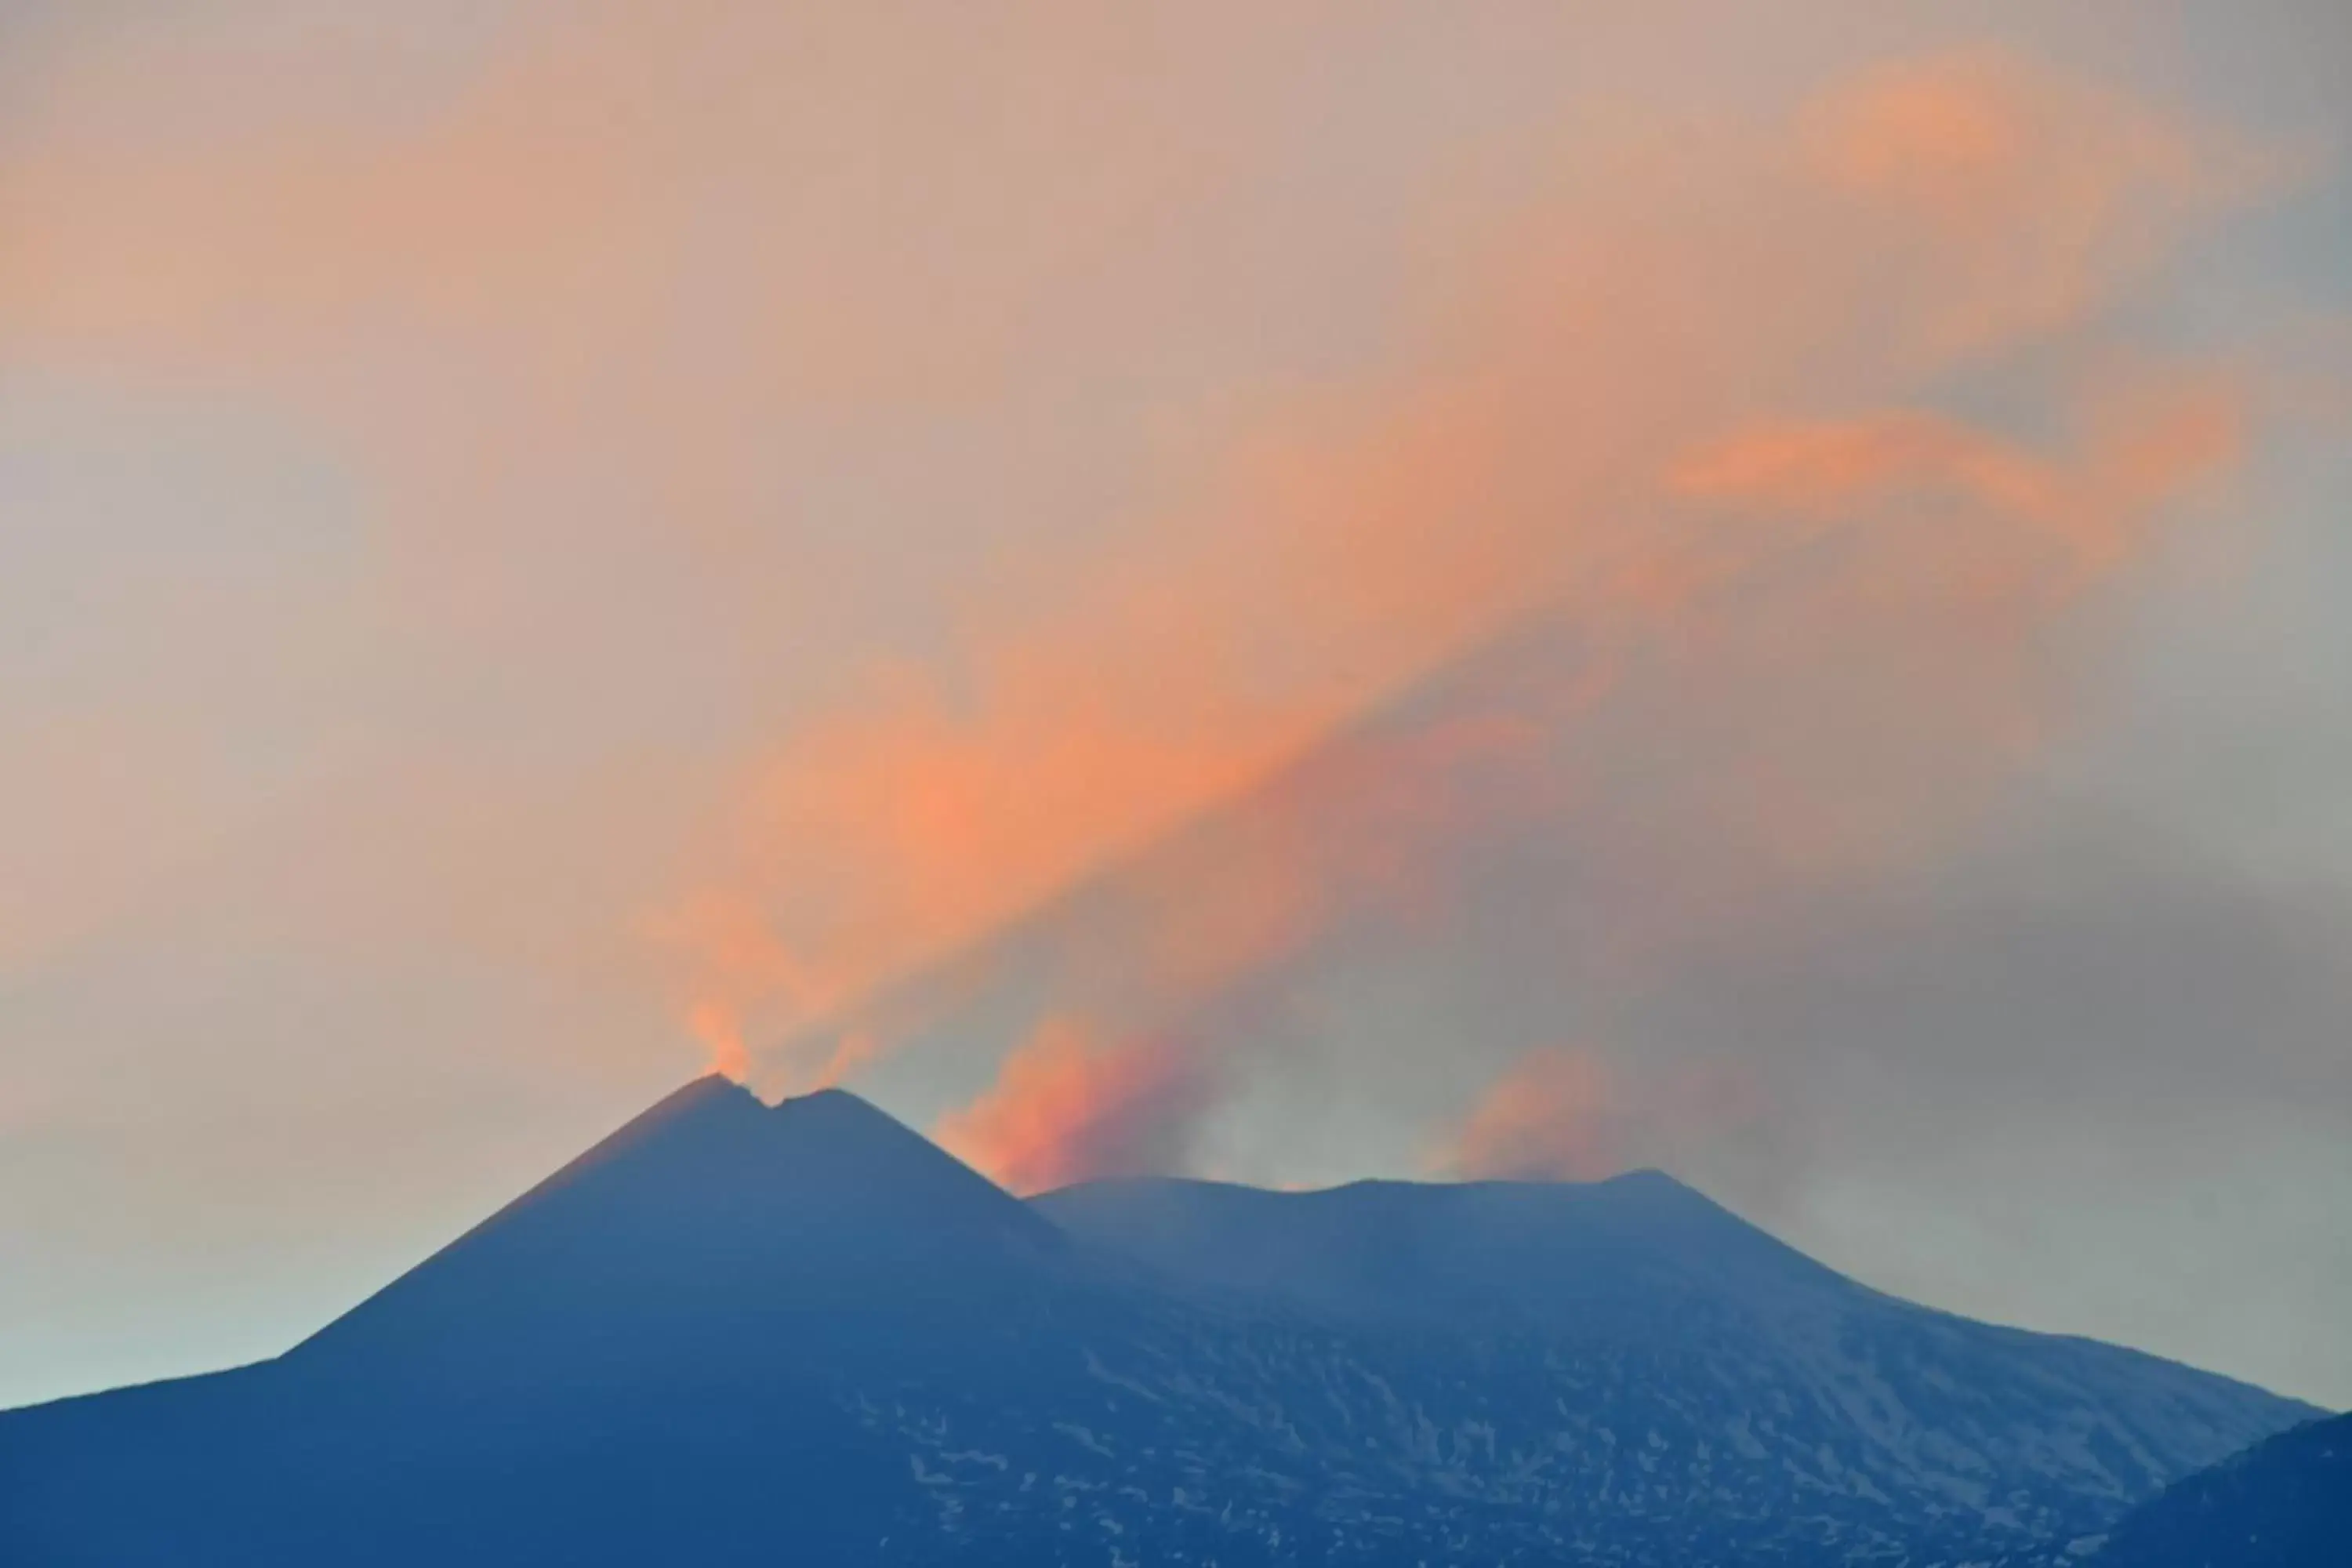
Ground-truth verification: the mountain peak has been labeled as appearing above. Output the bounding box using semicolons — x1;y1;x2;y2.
673;1069;757;1102
544;1071;765;1168
291;1077;1061;1370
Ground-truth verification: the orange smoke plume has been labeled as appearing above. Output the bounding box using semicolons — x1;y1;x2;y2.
1438;1049;1766;1182
933;1017;1217;1195
686;1000;751;1084
652;45;2260;1097
1438;1049;1628;1181
20;14;2241;1095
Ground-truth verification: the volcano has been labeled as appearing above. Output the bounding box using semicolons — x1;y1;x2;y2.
298;1077;1065;1377
0;1080;2318;1566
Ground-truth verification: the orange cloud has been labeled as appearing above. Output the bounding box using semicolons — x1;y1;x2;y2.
1800;49;2252;362
1671;378;2242;579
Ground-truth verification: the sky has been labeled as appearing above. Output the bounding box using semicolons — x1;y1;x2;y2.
2;1;2347;1412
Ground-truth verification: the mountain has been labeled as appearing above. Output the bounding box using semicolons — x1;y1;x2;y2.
0;1082;2319;1566
1030;1174;2320;1563
2089;1411;2350;1568
0;1080;1070;1567
299;1076;1064;1373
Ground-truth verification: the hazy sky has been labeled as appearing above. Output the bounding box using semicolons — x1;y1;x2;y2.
2;2;2347;1413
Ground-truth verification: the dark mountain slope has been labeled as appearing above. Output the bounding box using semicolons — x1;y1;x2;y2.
296;1076;1064;1381
1030;1172;2318;1558
0;1080;1044;1566
2092;1411;2350;1568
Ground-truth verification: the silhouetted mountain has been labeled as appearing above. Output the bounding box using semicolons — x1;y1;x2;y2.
0;1083;2319;1566
2089;1411;2350;1568
301;1077;1063;1377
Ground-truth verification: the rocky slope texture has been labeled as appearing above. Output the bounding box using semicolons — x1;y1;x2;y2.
0;1080;2315;1566
2089;1410;2349;1568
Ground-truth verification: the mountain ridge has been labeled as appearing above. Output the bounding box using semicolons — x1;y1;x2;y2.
1033;1167;1850;1302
